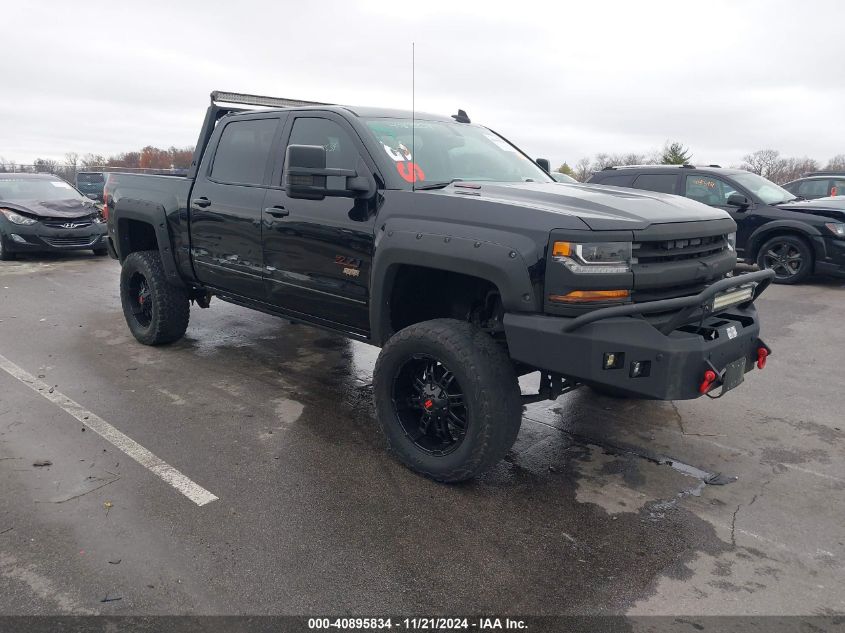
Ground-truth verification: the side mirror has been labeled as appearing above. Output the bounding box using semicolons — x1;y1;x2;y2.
284;144;370;201
536;158;551;172
726;193;751;210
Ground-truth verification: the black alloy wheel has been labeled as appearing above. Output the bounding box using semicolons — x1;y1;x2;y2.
373;319;522;482
756;235;812;284
119;250;190;345
392;355;468;456
127;271;154;328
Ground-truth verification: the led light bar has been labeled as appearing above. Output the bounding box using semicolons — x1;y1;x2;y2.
211;91;331;109
712;285;754;311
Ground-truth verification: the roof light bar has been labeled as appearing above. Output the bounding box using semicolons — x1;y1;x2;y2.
210;91;331;109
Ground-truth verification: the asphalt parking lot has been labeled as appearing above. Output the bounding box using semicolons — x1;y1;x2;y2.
0;253;843;618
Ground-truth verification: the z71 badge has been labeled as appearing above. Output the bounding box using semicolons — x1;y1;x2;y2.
334;255;362;277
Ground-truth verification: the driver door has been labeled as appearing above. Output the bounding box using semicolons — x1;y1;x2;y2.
261;114;377;334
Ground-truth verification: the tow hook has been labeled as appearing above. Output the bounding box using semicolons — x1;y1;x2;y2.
699;369;719;394
757;346;769;369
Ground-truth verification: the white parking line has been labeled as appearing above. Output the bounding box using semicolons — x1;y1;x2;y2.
0;353;218;506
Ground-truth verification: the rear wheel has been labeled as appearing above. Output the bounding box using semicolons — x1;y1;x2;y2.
756;234;813;284
0;233;16;261
120;250;189;345
373;319;522;482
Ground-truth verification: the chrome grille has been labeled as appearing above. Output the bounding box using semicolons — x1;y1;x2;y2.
40;217;94;229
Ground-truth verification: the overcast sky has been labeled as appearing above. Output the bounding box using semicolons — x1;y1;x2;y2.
2;0;843;168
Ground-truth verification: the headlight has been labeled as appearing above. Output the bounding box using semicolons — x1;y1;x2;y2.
0;209;38;226
825;222;845;238
552;241;632;273
727;232;736;251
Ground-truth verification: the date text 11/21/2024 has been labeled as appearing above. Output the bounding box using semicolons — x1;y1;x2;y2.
307;617;528;630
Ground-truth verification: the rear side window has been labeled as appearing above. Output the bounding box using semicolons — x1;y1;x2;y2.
211;118;278;185
684;175;737;206
595;174;634;187
632;174;678;195
797;179;829;198
832;180;845;196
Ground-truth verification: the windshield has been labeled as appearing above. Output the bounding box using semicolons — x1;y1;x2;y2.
77;173;105;183
0;178;85;202
731;172;797;205
363;118;553;187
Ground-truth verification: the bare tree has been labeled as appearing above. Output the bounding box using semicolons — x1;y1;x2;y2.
740;149;780;177
573;157;593;182
81;153;106;168
33;158;60;174
64;152;79;181
825;154;845;171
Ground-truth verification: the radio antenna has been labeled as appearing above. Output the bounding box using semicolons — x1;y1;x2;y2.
412;41;416;193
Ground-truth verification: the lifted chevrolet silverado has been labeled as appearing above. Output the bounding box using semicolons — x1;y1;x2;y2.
106;91;774;482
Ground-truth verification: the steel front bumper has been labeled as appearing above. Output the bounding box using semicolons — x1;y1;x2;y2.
504;270;775;400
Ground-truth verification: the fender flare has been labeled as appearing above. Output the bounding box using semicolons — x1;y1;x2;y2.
746;220;823;259
369;226;539;345
114;199;185;288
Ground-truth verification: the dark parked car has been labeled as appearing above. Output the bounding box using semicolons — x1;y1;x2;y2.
76;171;108;201
588;165;845;283
783;172;845;200
104;91;774;481
0;173;108;260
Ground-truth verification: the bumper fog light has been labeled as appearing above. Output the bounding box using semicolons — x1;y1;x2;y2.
629;360;651;378
603;352;624;370
10;234;27;244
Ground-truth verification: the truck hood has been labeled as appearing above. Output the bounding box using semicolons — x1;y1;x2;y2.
0;198;97;219
776;197;845;222
437;181;729;230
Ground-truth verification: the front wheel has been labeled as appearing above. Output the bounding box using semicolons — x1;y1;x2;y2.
756;235;813;284
373;319;522;482
120;250;190;345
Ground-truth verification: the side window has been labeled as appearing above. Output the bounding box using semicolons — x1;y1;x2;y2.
286;117;359;190
832;180;845;196
632;174;679;195
596;174;634;187
797;179;830;198
210;118;278;185
684;175;736;207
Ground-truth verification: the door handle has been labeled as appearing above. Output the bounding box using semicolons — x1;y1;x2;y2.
192;197;211;208
264;206;289;218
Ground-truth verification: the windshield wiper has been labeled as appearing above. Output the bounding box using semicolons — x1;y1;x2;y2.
414;179;463;191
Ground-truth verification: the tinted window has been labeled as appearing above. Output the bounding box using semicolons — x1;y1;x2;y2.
211;118;278;185
632;174;678;195
77;173;104;183
797;179;829;198
363;118;552;187
595;174;634;187
288;117;361;189
684;175;737;207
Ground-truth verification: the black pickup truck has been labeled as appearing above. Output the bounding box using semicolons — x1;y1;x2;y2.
105;91;774;482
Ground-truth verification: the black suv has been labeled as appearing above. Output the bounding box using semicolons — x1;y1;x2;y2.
589;165;845;283
783;172;845;200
